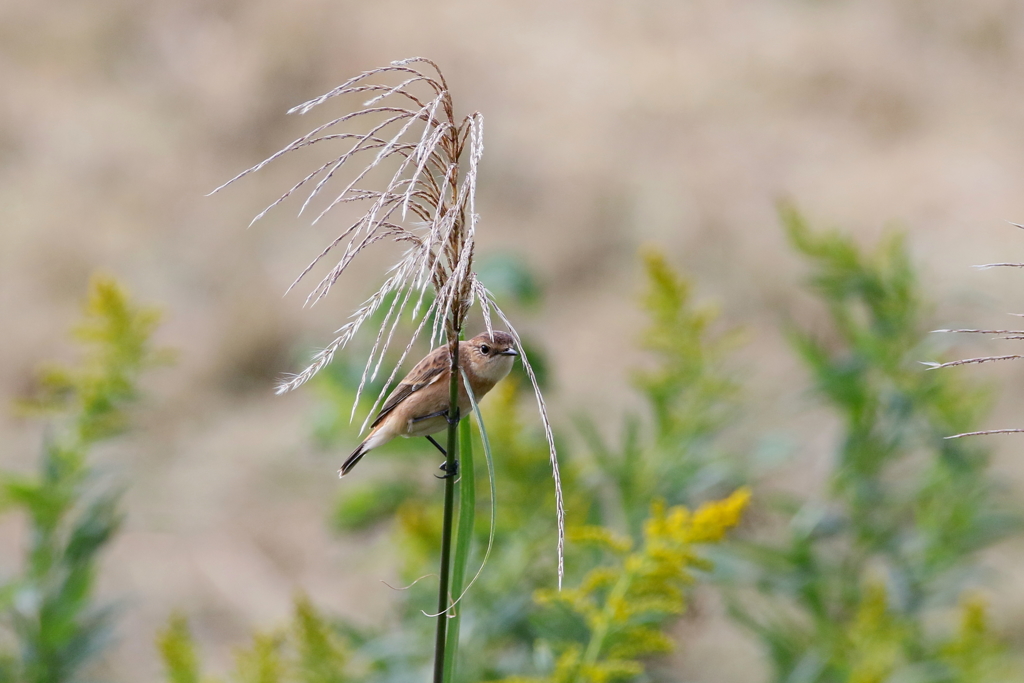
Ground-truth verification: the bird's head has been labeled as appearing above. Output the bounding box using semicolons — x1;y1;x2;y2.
464;330;518;382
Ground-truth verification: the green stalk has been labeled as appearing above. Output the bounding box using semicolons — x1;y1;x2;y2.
433;338;461;683
579;567;635;676
442;418;475;683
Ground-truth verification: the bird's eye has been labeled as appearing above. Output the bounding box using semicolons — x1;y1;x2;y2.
480;344;490;355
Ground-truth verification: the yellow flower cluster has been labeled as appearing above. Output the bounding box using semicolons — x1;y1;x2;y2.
521;488;750;683
645;487;751;545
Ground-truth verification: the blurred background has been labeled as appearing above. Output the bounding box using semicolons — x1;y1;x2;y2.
3;0;1024;681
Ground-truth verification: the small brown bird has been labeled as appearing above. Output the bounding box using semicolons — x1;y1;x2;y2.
340;330;518;477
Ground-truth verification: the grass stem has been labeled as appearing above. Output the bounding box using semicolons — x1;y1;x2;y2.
433;337;461;683
442;417;475;683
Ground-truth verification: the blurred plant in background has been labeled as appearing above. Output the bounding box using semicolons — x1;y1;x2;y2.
727;207;1022;683
0;276;168;683
502;489;750;683
159;595;354;683
578;249;744;538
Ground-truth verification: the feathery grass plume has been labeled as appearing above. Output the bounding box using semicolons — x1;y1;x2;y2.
212;57;564;582
929;223;1024;439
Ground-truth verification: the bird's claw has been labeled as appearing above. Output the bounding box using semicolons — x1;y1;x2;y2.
435;460;459;479
446;408;460;426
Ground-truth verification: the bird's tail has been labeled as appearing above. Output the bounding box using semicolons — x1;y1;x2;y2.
339;442;369;478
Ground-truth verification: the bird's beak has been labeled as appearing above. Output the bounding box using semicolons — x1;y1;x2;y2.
500;348;519;356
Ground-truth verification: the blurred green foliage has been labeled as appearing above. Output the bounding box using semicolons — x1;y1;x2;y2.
578;249;744;537
0;276;167;683
728;206;1021;682
476;253;543;310
160;596;353;683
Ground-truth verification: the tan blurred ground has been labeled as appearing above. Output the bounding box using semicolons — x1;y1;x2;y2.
3;1;1024;680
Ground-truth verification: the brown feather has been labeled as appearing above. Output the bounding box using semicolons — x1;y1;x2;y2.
370;345;450;428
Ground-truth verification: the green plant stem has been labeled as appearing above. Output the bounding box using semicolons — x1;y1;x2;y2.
577;564;635;679
443;418;475;683
433;338;461;683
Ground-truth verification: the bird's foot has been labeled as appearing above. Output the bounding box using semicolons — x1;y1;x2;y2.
435;459;459;479
446;407;460;426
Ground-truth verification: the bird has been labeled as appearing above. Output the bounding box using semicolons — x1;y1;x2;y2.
340;330;519;478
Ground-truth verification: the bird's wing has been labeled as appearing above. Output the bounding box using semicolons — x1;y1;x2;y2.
371;346;450;428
